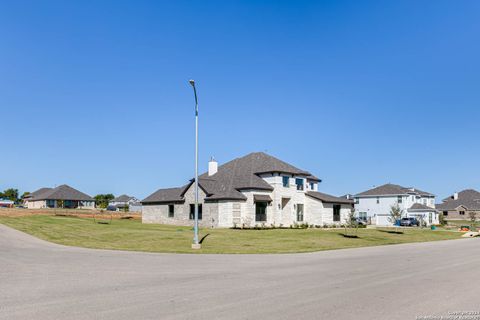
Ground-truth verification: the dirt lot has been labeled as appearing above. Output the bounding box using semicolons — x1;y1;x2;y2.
0;208;141;220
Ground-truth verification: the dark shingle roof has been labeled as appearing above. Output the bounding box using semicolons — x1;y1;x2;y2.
142;186;188;203
113;194;135;202
409;203;434;211
25;187;53;199
143;152;320;203
436;189;480;211
306;191;354;204
355;184;434;197
28;185;93;201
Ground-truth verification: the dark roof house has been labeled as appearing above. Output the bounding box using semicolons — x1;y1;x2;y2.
436;189;480;211
27;184;93;201
143;152;325;204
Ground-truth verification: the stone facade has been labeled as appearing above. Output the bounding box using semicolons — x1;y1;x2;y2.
142;173;352;228
25;199;95;210
142;186;220;228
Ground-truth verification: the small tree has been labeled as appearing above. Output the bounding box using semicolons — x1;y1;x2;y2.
439;212;446;226
417;215;426;229
94;194;115;209
389;204;404;232
344;207;358;236
468;211;478;231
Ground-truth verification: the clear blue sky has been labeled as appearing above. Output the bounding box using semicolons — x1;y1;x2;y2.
1;0;479;200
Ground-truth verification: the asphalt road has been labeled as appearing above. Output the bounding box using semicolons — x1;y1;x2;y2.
1;224;479;320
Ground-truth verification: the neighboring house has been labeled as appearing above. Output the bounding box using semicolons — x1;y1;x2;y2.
436;189;480;220
0;198;14;208
129;202;142;212
24;184;95;209
142;152;353;228
109;195;140;211
354;184;438;226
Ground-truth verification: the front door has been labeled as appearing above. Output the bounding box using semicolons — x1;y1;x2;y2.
296;204;304;222
255;202;267;222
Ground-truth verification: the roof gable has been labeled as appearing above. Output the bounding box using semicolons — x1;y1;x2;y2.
437;189;480;211
355;183;434;197
306;191;354;204
113;194;135;202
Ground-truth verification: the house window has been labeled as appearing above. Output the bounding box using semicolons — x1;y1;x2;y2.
443;211;448;216
359;212;367;221
46;199;55;208
255;202;267;222
282;176;289;187
168;204;174;218
354;198;359;204
397;196;402;203
459;210;465;216
422;199;427;205
295;178;304;191
333;204;341;222
309;182;315;190
296;204;304;222
189;204;202;220
376;197;380;204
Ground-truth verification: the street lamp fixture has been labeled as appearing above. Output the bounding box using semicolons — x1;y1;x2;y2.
189;79;201;250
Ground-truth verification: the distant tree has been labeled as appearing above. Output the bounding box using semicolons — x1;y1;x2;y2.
468;211;478;231
20;192;30;203
389;204;404;232
2;188;19;203
94;194;115;209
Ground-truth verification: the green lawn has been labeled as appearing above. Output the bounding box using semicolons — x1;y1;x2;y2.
0;215;464;254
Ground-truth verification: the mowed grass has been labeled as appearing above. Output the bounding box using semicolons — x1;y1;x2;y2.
0;215;464;254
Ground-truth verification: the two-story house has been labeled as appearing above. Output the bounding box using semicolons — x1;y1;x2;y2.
142;152;353;228
354;183;438;226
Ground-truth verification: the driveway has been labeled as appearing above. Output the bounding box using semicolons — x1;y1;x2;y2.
1;224;479;320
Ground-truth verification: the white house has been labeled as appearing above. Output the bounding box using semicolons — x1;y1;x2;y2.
109;195;140;211
142;152;353;228
354;184;438;226
0;198;14;208
24;185;95;210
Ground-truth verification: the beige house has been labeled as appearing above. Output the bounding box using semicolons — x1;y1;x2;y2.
436;189;480;220
24;184;95;209
142;152;353;228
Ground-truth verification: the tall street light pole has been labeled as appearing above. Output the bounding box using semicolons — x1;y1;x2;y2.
189;79;201;250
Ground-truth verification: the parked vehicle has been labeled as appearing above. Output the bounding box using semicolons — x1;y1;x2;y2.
355;218;367;226
400;217;420;227
106;205;118;211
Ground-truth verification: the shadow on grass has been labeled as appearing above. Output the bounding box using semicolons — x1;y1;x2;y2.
200;233;210;244
340;233;360;238
377;229;404;234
